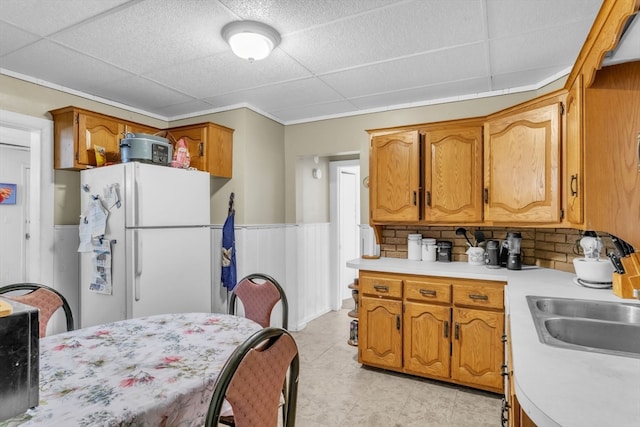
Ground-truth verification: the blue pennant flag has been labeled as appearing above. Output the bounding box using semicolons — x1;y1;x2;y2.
221;210;237;290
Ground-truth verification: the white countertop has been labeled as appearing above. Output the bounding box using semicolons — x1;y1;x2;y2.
347;258;640;427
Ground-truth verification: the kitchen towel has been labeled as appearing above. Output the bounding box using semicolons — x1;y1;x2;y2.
221;194;236;291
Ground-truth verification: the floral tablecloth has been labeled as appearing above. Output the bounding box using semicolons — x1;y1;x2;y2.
0;313;261;427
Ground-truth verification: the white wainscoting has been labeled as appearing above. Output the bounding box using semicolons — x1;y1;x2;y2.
211;223;331;331
51;225;79;334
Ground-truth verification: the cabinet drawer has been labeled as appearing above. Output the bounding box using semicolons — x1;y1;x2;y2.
360;273;402;299
453;283;504;309
404;280;451;304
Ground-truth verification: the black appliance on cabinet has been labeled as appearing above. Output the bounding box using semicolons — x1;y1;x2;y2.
0;297;39;421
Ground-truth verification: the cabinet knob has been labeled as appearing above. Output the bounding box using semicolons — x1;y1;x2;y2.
444;320;449;338
425;190;431;207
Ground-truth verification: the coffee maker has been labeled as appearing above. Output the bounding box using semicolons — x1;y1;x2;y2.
501;232;523;270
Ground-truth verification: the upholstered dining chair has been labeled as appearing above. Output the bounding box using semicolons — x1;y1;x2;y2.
229;273;288;329
0;283;75;337
205;327;300;427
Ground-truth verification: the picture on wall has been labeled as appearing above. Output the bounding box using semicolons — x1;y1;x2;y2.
0;183;17;205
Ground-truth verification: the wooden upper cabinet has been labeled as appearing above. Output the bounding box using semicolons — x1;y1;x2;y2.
50;106;159;170
583;61;640;248
369;130;420;222
484;101;562;223
565;74;584;225
168;122;234;178
423;122;483;223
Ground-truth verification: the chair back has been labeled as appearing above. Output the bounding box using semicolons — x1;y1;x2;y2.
205;327;299;427
229;273;288;329
0;283;74;337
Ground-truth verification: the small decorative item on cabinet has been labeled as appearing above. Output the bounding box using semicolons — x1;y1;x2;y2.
347;278;359;346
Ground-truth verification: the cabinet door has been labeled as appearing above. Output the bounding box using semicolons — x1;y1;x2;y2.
424;125;483;223
565;75;584;225
78;113;125;165
484;103;561;223
370;130;420;222
584;61;640;249
359;296;402;369
451;307;504;392
206;125;233;178
403;302;450;378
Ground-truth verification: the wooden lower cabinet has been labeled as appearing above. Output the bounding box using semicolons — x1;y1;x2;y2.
360;296;402;368
451;307;504;391
403;302;450;378
358;271;505;394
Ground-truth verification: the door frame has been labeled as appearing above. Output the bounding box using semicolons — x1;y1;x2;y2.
329;159;360;311
0;109;54;284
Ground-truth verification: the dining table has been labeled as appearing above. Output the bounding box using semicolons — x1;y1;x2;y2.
0;312;262;427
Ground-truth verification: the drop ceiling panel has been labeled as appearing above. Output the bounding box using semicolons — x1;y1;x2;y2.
146;49;313;98
1;39;134;91
51;0;235;74
0;22;40;56
220;0;407;33
0;0;130;36
89;76;194;111
283;0;486;74
486;0;604;38
349;77;492;110
321;43;488;98
490;21;593;75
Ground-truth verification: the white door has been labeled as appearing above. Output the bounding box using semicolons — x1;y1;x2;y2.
0;144;30;284
330;160;360;309
338;167;359;301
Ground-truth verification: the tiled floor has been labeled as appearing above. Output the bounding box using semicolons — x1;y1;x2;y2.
291;309;502;427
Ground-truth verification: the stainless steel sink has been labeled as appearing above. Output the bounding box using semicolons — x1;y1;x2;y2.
527;296;640;359
534;297;640;324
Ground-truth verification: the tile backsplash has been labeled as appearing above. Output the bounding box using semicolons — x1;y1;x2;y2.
379;226;616;274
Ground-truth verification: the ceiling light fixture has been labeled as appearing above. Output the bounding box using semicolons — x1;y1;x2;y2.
221;20;281;62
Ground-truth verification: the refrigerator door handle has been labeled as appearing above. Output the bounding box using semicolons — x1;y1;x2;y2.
134;230;142;301
133;165;139;227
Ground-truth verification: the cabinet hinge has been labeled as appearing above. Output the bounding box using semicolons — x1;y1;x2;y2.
560;102;565;115
75;151;79;161
560;208;565;220
198;142;204;157
75;113;79;124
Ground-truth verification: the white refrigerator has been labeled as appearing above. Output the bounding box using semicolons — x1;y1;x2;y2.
79;162;212;328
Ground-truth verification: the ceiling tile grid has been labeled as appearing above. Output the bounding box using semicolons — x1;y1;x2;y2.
0;0;609;124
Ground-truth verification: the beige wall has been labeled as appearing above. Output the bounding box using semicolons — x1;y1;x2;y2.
0;73;567;227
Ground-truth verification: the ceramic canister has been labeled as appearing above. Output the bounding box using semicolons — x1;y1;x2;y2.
408;234;422;260
422;238;437;262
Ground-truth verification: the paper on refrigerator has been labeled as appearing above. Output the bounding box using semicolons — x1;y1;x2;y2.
89;239;113;295
78;197;109;252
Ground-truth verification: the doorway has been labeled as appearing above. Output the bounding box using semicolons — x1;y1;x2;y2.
0;144;30;283
329;160;360;310
0;110;54;285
